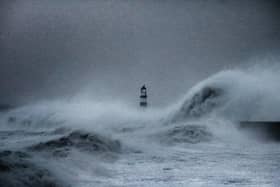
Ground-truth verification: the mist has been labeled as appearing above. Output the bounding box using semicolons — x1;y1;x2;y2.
1;0;280;106
2;1;280;186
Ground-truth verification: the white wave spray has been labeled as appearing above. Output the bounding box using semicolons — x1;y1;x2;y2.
1;65;280;186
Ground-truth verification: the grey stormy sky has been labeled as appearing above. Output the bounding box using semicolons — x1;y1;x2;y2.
0;0;280;106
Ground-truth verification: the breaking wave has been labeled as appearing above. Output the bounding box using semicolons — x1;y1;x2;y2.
29;130;121;157
0;150;64;187
170;67;280;123
157;124;213;144
1;66;280;186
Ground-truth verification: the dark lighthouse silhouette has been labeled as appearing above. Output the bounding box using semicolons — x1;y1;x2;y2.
140;85;148;107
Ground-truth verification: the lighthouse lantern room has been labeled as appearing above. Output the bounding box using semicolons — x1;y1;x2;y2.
140;85;148;107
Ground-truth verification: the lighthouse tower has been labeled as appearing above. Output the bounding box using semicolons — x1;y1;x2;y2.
140;85;148;107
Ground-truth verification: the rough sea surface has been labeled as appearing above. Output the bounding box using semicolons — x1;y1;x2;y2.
1;69;280;187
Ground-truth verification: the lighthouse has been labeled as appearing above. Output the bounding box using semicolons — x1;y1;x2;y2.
140;85;148;107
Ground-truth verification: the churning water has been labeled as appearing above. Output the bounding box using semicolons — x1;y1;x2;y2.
1;68;280;187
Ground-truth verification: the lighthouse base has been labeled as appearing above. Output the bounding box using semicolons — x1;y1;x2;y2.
140;102;148;107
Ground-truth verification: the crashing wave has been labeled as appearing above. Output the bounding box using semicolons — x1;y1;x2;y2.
170;69;280;123
171;86;224;122
29;130;121;157
0;150;64;187
157;124;212;144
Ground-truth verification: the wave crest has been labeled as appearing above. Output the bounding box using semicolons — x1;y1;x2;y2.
158;124;212;144
29;130;121;157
